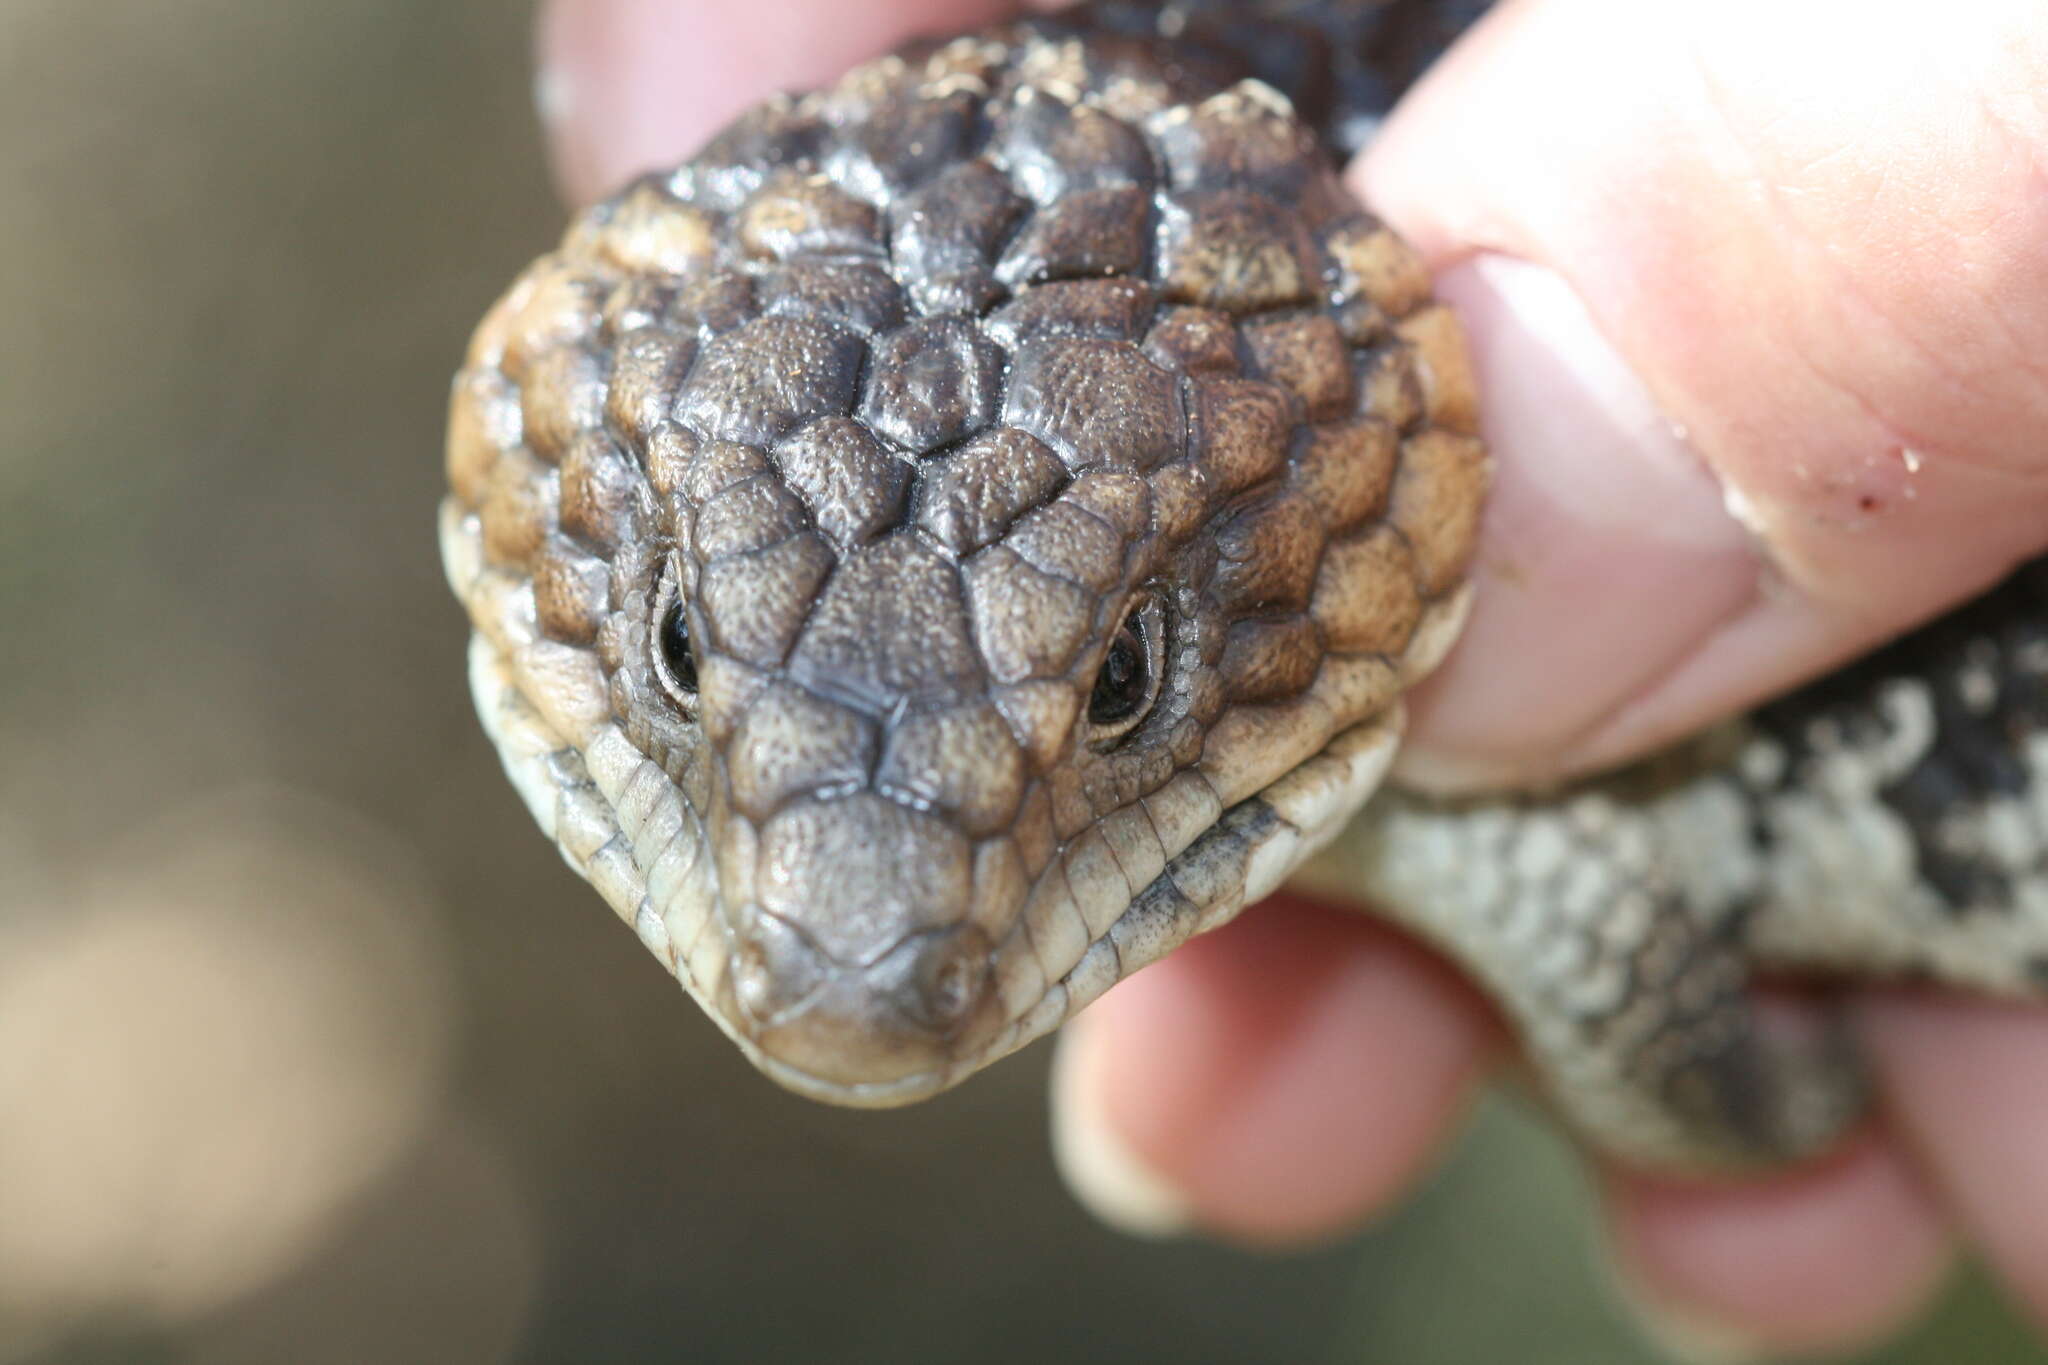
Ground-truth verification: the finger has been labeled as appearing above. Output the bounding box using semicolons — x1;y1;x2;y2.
537;0;1019;204
1051;893;1496;1246
1603;1133;1954;1361
1359;0;2048;788
1857;992;2048;1334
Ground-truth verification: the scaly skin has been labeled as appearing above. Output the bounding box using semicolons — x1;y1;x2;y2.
444;1;2048;1169
443;11;1484;1108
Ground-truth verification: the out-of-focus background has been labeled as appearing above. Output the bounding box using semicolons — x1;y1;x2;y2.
1;2;2041;1361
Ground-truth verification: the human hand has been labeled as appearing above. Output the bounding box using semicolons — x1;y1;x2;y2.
535;0;2048;1356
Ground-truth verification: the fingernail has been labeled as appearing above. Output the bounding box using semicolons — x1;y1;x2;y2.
1049;1021;1195;1239
1603;1263;1768;1365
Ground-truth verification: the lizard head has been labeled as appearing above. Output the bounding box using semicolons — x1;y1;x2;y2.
440;40;1484;1105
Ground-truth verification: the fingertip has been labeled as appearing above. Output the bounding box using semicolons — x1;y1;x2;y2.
1357;0;2048;779
1053;894;1495;1247
536;0;709;206
1858;992;2048;1332
1603;1133;1954;1361
1049;1017;1197;1239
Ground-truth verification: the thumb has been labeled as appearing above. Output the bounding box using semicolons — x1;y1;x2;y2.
1360;0;2048;787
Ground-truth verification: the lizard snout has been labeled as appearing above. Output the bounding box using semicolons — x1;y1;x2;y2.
715;792;1001;1095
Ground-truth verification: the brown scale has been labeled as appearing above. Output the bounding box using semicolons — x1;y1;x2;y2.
444;3;1484;1098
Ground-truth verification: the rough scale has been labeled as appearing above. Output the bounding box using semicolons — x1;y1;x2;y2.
441;0;2048;1170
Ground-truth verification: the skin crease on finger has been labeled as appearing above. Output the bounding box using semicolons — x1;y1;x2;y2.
531;0;2046;1354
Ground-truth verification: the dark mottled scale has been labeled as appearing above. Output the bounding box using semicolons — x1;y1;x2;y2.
1753;557;2048;911
685;100;828;210
585;0;1489;786
889;162;1028;315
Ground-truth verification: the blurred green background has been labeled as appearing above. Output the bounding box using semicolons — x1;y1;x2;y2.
1;2;2041;1361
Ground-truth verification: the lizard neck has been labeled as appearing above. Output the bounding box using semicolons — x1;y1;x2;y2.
1054;0;1490;160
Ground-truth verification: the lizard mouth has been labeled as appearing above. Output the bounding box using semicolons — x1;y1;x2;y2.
719;710;1407;1108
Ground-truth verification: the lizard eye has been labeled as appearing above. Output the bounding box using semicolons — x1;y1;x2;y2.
655;597;699;701
1087;593;1163;745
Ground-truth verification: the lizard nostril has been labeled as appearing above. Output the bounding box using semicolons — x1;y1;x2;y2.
902;924;994;1034
727;920;997;1090
729;910;828;1028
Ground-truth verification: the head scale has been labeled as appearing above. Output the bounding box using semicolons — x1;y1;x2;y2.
441;20;1485;1104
